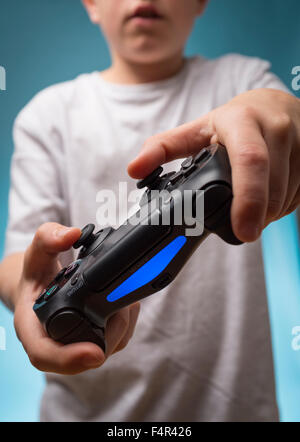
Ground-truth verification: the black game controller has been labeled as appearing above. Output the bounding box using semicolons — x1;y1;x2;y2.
33;144;242;352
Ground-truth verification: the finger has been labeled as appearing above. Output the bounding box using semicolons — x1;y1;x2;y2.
113;302;140;354
24;223;81;284
264;139;290;225
105;307;130;357
280;184;300;217
128;115;212;178
278;147;300;219
263;115;293;224
217;117;270;242
14;300;104;375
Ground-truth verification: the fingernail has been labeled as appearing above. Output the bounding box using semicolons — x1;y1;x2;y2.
54;227;72;238
83;355;103;368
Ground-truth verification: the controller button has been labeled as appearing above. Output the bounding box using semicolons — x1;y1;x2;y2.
183;164;197;177
47;310;83;341
71;274;79;286
194;149;210;164
181;157;194;169
136;166;163;189
152;273;172;290
44;284;59;301
65;261;80;277
169;171;183;185
54;267;67;282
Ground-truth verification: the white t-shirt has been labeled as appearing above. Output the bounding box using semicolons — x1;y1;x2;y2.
4;54;288;422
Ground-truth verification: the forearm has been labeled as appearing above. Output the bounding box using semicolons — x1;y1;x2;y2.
0;252;25;311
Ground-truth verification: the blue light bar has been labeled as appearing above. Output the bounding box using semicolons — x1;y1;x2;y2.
106;236;187;302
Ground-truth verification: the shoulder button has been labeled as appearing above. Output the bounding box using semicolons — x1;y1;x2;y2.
136;166;163;189
181;157;194;169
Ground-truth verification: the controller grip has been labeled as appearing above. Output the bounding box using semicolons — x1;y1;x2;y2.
206;198;242;245
46;309;106;352
203;183;242;246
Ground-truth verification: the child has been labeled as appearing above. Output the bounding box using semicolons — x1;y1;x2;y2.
1;0;300;422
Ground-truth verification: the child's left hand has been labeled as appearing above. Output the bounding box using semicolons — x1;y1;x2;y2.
128;89;300;243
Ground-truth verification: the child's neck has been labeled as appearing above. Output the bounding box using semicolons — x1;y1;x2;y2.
101;51;185;85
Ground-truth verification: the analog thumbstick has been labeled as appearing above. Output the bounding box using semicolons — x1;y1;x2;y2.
73;224;96;249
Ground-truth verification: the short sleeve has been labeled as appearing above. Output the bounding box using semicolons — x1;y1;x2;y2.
3;89;69;257
227;54;291;95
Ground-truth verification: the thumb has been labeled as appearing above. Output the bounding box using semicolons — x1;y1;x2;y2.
24;223;81;283
128;115;212;179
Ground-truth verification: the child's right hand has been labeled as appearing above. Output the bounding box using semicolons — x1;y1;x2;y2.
13;223;140;375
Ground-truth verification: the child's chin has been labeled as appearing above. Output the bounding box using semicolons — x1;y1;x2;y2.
129;53;169;65
126;43;172;64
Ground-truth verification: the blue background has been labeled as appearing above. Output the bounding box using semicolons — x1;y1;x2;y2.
0;0;300;422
